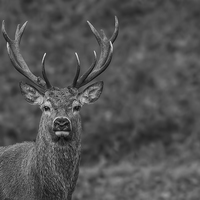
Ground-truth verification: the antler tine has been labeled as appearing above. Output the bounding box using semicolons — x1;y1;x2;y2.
86;21;102;46
2;21;47;89
72;53;81;88
77;42;113;88
15;22;27;44
41;53;52;89
110;16;119;43
74;17;118;89
2;20;12;43
86;21;110;67
76;51;97;85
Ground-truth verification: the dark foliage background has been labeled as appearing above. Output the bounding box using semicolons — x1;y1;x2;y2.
0;0;200;199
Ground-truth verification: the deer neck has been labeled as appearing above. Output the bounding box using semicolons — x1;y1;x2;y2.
34;117;82;195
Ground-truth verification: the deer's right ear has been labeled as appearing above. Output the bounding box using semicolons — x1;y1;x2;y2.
78;81;103;105
19;82;44;105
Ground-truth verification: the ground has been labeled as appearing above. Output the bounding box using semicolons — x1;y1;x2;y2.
74;141;200;200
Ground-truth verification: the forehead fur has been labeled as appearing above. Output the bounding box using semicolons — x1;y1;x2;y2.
44;87;78;106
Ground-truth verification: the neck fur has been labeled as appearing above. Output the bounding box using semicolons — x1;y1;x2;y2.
33;119;81;198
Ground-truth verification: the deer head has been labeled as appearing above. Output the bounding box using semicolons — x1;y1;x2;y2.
2;17;119;146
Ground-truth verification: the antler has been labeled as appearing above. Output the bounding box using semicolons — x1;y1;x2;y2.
2;17;119;91
72;16;119;89
2;21;51;91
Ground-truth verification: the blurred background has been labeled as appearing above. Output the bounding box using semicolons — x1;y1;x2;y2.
0;0;200;199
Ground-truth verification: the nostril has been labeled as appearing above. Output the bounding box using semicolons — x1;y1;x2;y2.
60;121;69;126
53;117;71;131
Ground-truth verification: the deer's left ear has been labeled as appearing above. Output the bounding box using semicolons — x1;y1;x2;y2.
19;82;44;105
78;81;103;105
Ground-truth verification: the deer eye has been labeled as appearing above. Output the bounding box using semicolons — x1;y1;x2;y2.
43;106;50;112
73;105;81;112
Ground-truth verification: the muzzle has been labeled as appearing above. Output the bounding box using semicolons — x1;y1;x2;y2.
53;116;72;137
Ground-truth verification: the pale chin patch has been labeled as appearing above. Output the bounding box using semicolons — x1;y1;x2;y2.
55;131;70;137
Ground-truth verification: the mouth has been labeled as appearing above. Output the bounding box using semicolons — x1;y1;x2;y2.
55;131;70;137
53;131;72;144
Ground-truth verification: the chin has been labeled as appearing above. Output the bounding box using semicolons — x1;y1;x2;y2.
53;131;73;146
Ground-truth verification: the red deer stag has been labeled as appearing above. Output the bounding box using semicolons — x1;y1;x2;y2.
0;17;118;200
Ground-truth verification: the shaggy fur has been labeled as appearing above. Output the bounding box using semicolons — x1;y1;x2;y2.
0;83;103;200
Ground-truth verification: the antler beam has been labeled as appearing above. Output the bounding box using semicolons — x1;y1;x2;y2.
2;21;50;90
72;16;119;89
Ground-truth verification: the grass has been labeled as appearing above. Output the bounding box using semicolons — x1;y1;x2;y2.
74;144;200;200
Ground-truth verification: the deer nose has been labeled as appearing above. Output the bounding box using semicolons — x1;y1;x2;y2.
53;117;71;131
